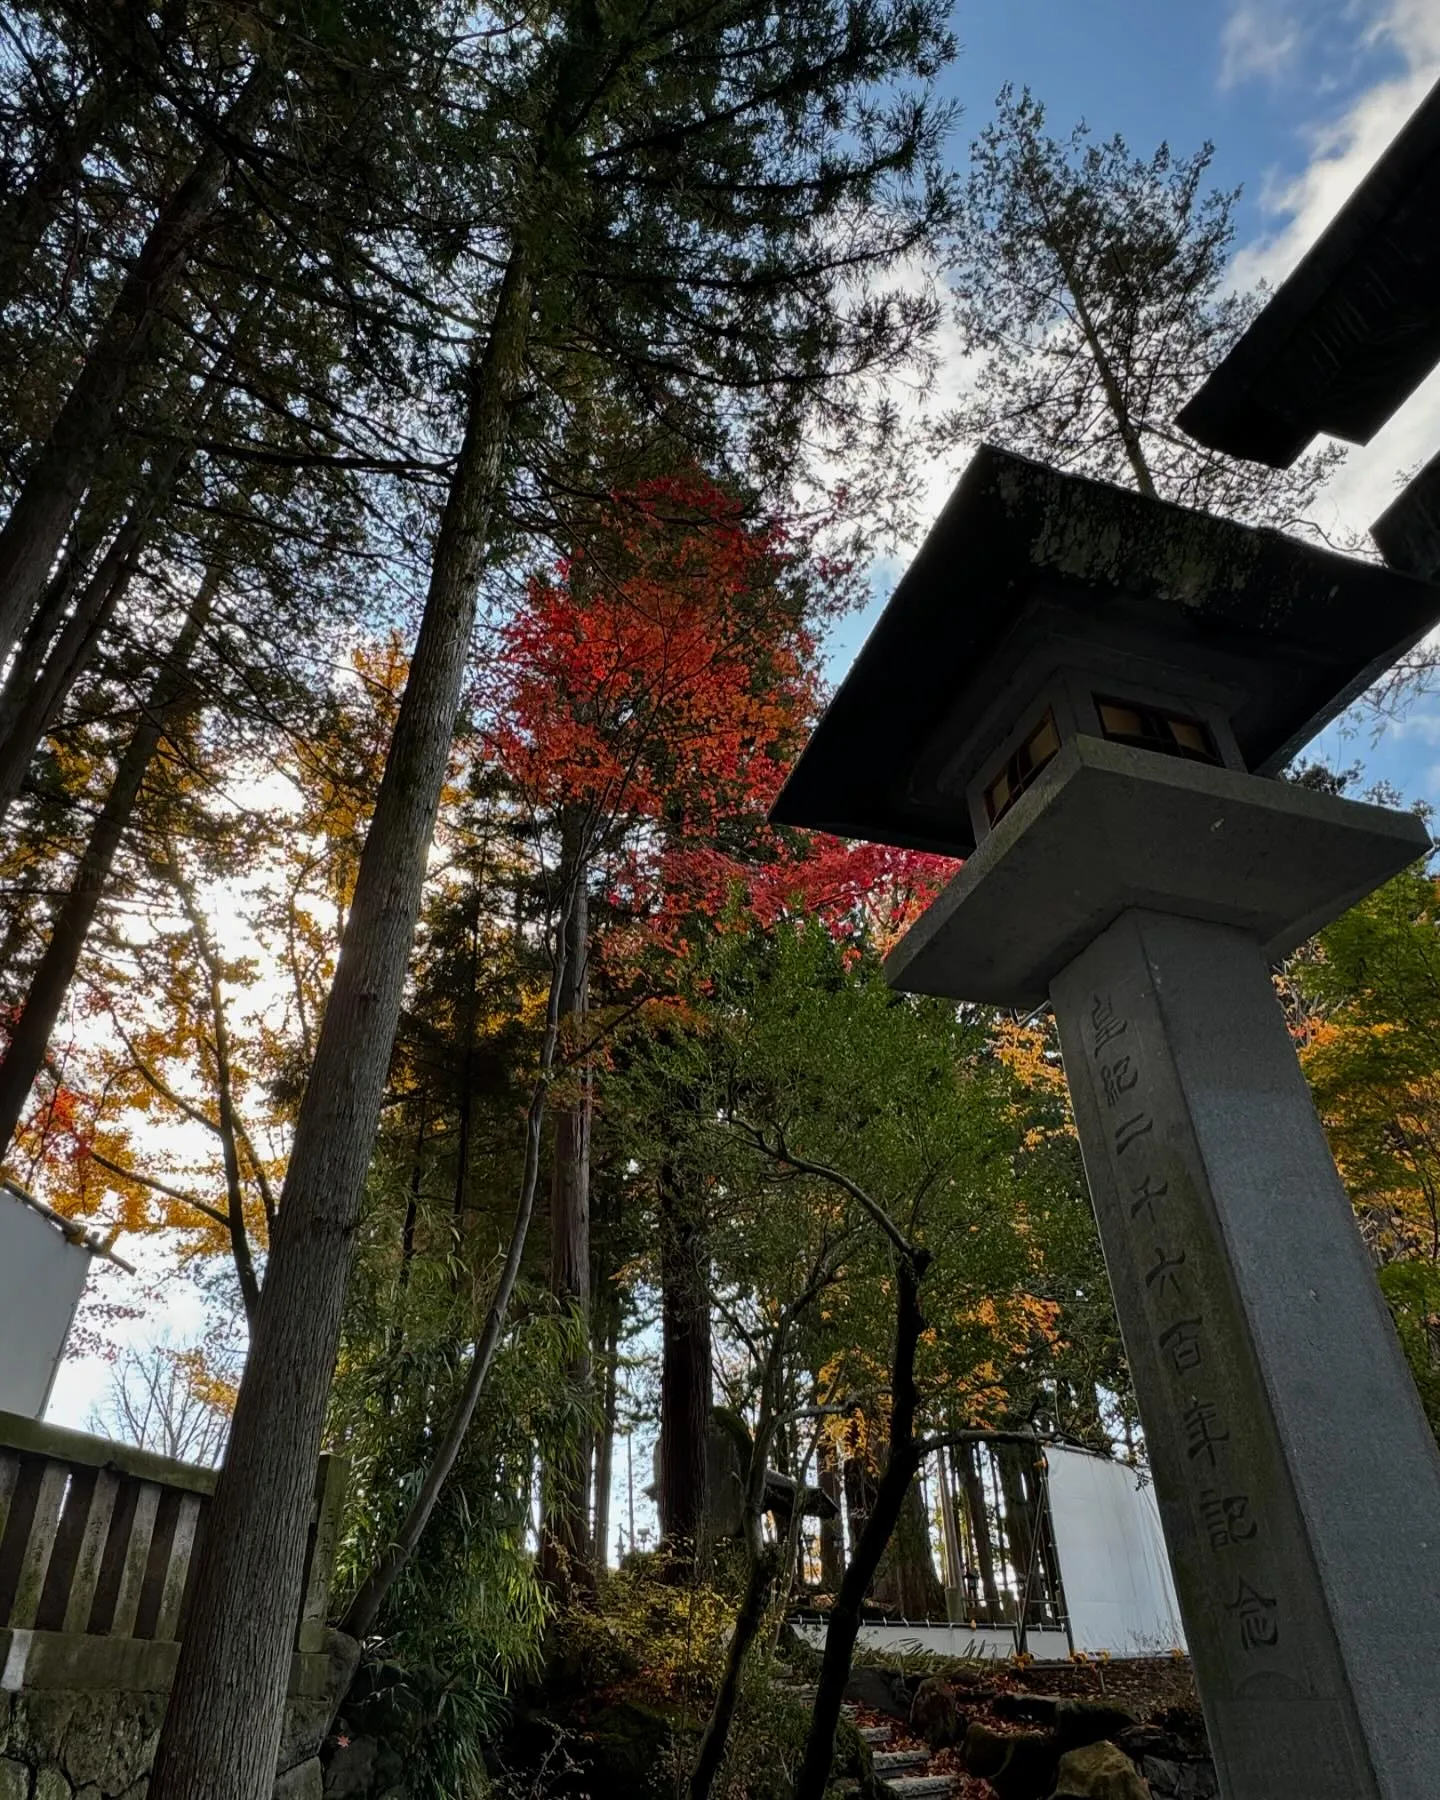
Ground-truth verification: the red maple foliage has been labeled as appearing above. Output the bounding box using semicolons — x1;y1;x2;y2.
483;471;955;961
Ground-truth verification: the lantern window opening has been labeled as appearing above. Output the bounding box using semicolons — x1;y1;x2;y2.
1094;695;1223;767
983;708;1062;827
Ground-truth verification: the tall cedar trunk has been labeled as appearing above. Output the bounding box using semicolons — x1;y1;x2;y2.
0;324;240;817
0;517;143;821
147;247;533;1800
541;820;592;1592
448;913;481;1261
170;852;264;1323
592;1291;619;1569
877;1477;944;1619
0;63;270;653
795;1254;928;1800
817;1438;843;1592
0;487;124;748
936;1446;963;1593
657;1158;712;1560
0;568;216;1160
959;1441;1002;1618
997;1442;1053;1625
0;71;121;312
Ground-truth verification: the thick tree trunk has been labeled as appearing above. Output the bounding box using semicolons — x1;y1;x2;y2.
997;1442;1040;1623
541;824;593;1593
817;1438;843;1592
959;1441;1002;1619
0;516;144;822
0;568;216;1164
147;246;534;1800
0;489;122;746
0;63;269;653
592;1291;620;1570
795;1254;928;1800
657;1158;712;1562
843;1451;876;1575
0;71;119;313
877;1476;944;1620
168;848;264;1323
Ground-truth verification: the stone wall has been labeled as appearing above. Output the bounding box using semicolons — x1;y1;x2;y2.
0;1411;353;1800
0;1629;357;1800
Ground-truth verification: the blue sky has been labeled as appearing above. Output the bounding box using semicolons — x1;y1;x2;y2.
826;0;1440;810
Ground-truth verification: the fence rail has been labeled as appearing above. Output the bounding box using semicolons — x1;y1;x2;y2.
0;1410;342;1653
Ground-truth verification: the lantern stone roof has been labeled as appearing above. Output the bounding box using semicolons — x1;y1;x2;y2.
1177;76;1440;468
770;446;1440;858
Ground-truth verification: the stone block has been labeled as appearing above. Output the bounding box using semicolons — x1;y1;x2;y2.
272;1759;321;1800
1050;1741;1149;1798
57;1692;114;1789
32;1769;70;1800
277;1630;359;1778
907;1677;959;1748
1139;1759;1180;1796
94;1694;163;1794
845;1665;914;1722
7;1695;78;1765
1174;1765;1217;1800
0;1758;30;1800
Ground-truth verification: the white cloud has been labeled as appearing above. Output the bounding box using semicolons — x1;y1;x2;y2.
1219;4;1305;90
1229;2;1440;537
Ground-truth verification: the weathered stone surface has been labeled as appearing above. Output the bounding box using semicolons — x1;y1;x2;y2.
846;1665;914;1723
0;1758;30;1800
992;1734;1064;1800
992;1693;1060;1727
57;1692;114;1789
7;1695;79;1765
1173;1764;1217;1800
279;1631;361;1776
1138;1759;1180;1796
273;1759;322;1800
1053;909;1440;1799
1050;1741;1150;1799
961;1722;1007;1780
991;1696;1137;1750
962;1726;1059;1800
319;1736;380;1800
31;1769;69;1800
907;1677;959;1748
1054;1702;1139;1751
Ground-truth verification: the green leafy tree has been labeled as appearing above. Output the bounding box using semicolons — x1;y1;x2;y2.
1292;861;1440;1436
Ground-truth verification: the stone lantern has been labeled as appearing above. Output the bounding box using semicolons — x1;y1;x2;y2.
772;444;1440;1799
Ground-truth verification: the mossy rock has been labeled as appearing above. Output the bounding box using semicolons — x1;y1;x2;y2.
827;1714;882;1800
584;1701;683;1798
963;1724;1061;1800
1051;1740;1151;1798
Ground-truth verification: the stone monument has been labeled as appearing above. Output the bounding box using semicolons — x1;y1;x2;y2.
772;444;1440;1798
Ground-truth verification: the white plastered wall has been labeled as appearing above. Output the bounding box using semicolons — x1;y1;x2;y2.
1046;1443;1186;1655
0;1187;94;1418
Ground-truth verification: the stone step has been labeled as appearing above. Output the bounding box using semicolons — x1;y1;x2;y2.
882;1779;954;1799
859;1724;893;1744
873;1748;929;1774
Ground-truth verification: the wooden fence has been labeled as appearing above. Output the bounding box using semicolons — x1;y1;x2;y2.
0;1409;344;1655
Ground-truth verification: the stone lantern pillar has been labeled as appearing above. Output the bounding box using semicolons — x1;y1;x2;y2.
773;446;1440;1799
